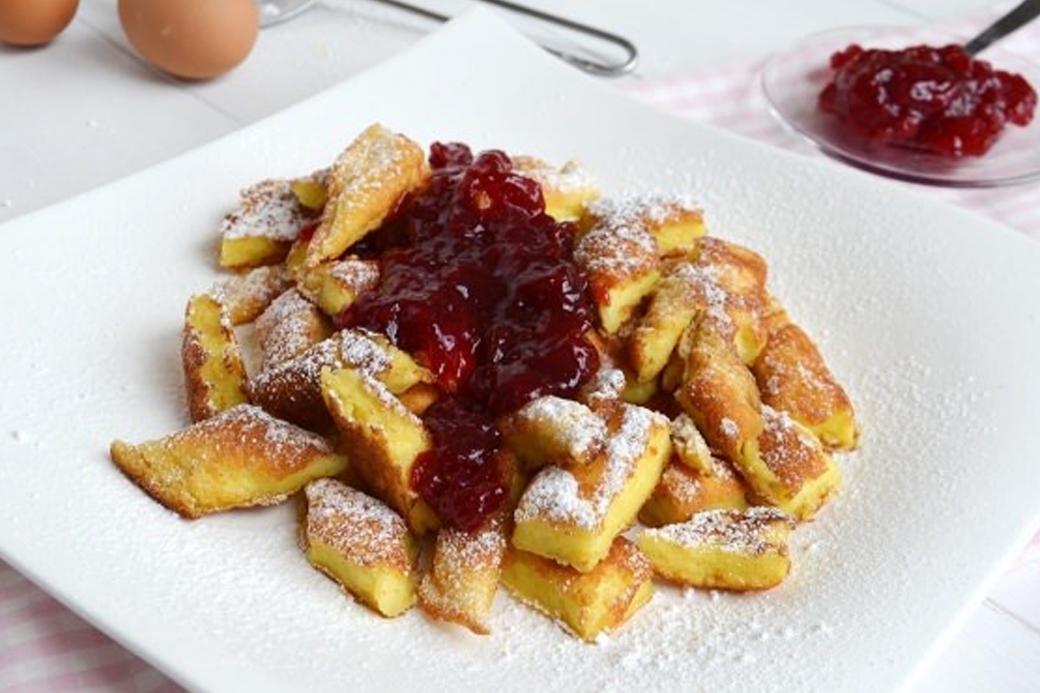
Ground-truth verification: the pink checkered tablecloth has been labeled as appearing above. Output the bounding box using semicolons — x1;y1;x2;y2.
4;9;1040;693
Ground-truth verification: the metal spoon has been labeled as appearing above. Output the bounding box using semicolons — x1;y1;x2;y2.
964;0;1040;55
255;0;638;77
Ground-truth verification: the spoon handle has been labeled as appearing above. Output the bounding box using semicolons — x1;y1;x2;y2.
964;0;1040;55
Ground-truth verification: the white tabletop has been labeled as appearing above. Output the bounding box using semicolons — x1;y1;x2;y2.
2;0;1039;690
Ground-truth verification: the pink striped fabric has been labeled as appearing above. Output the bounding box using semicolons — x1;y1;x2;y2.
4;7;1040;691
0;562;183;691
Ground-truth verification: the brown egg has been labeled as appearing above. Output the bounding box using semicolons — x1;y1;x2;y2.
118;0;259;80
0;0;78;47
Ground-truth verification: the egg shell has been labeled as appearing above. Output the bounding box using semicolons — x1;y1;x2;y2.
0;0;78;47
118;0;259;80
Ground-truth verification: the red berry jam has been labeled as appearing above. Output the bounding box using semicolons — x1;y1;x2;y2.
349;143;599;530
297;219;320;243
410;399;506;531
818;43;1037;157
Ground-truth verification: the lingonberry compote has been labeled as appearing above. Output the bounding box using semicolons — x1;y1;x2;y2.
349;143;599;531
410;398;506;531
818;43;1037;157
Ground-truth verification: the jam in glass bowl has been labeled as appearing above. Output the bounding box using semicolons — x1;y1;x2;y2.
762;25;1040;187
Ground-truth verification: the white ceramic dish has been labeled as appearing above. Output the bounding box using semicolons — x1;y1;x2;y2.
2;9;1040;693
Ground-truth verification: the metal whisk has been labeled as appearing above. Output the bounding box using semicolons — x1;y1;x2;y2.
256;0;639;77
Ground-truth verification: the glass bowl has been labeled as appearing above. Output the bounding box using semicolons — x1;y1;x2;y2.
256;0;315;27
762;25;1040;187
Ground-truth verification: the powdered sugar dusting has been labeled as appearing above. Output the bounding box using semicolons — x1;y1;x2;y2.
515;405;665;530
256;289;325;370
671;414;713;467
220;179;309;242
659;464;704;505
762;406;811;441
549;160;595;194
759;405;826;486
515;466;596;528
513;156;596;195
169;403;333;462
672;261;734;334
249;334;342;399
333;127;412;196
339;329;392;378
209;265;290;324
754;326;846;425
328;258;380;295
587;193;701;228
575;211;659;277
358;369;419;423
515;396;607;463
580;367;626;409
417;520;503;632
305;478;411;569
435;521;506;576
710;457;738;479
762;356;828;401
644;507;792;556
422;517;508;626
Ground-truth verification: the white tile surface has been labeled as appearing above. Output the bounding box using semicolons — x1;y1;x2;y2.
76;0;430;123
77;0;921;116
2;0;922;224
0;20;237;223
881;0;1002;20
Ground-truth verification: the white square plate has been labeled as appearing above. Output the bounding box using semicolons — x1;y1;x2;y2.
3;9;1040;693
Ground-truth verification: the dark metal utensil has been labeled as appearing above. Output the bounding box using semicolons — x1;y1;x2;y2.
964;0;1040;55
257;0;638;77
